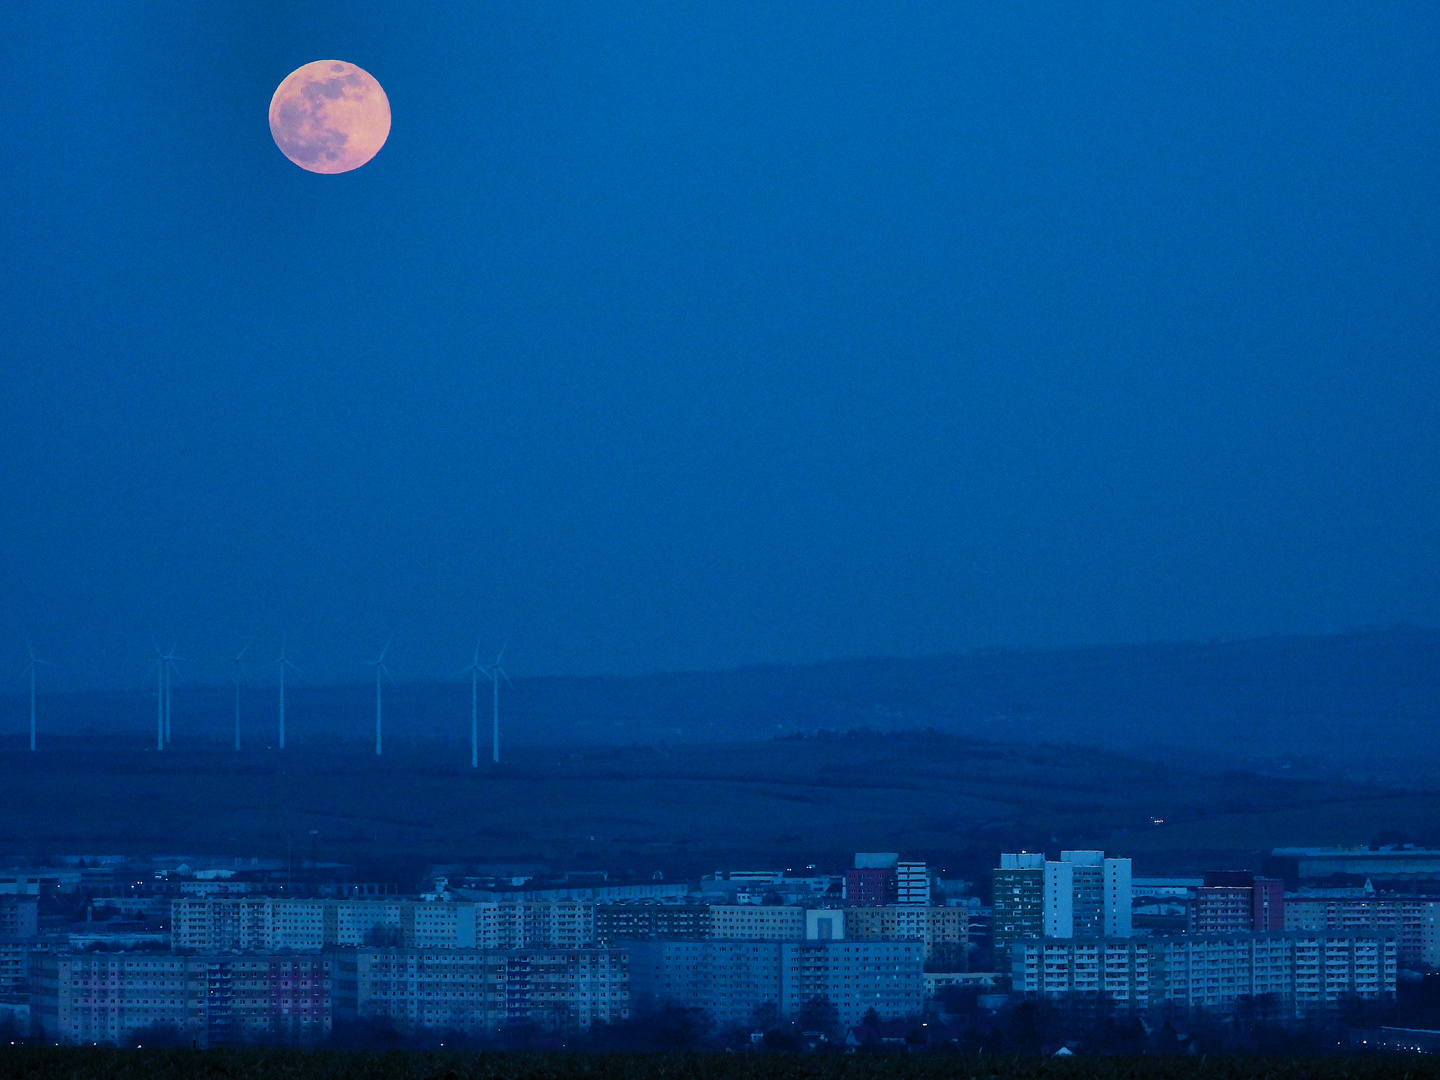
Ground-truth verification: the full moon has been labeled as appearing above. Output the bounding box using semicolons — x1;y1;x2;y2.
269;61;391;174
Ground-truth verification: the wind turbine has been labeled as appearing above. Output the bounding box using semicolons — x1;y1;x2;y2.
366;639;394;757
159;645;182;746
19;642;53;752
228;642;251;751
462;642;487;768
481;645;512;765
277;635;298;750
151;645;165;750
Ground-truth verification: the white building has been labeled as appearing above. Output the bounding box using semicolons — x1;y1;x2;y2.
896;862;931;905
1042;851;1131;939
173;898;596;953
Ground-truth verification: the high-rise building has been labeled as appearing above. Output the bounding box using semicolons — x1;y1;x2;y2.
845;854;899;906
1044;852;1131;939
1190;874;1286;933
992;853;1045;965
896;862;931;905
995;851;1130;964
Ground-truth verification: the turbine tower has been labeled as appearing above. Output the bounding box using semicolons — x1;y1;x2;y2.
229;642;251;751
151;646;165;750
463;642;487;768
160;646;181;747
482;645;511;765
366;639;393;757
20;642;53;752
277;635;298;750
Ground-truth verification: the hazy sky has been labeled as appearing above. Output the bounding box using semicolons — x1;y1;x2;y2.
3;2;1439;689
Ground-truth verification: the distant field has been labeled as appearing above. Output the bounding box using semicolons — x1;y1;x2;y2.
10;628;1440;789
1;731;1433;881
2;1049;1439;1080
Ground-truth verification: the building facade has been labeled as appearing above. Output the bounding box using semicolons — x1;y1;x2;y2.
1012;932;1396;1018
332;947;628;1034
1284;895;1440;968
781;941;925;1029
709;905;806;941
173;898;597;953
1043;852;1132;939
594;904;710;944
992;853;1046;966
628;940;783;1027
843;906;966;964
29;951;331;1046
629;938;924;1031
896;862;930;906
0;897;38;938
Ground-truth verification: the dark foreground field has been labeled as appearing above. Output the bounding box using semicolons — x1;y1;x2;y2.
2;1050;1438;1080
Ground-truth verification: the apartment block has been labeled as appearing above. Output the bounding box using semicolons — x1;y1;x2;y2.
0;941;29;997
629;938;924;1030
843;906;966;963
896;862;931;906
709;905;805;941
594;904;710;944
333;948;628;1033
29;951;331;1046
781;940;925;1029
1044;852;1132;939
628;940;784;1027
1285;895;1440;967
1012;932;1396;1018
0;897;38;938
173;898;597;953
992;853;1045;966
1189;874;1286;933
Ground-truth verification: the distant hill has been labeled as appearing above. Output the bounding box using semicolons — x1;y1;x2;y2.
8;627;1440;782
3;730;1435;879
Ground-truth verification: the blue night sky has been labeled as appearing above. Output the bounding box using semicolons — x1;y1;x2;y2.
3;2;1439;689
